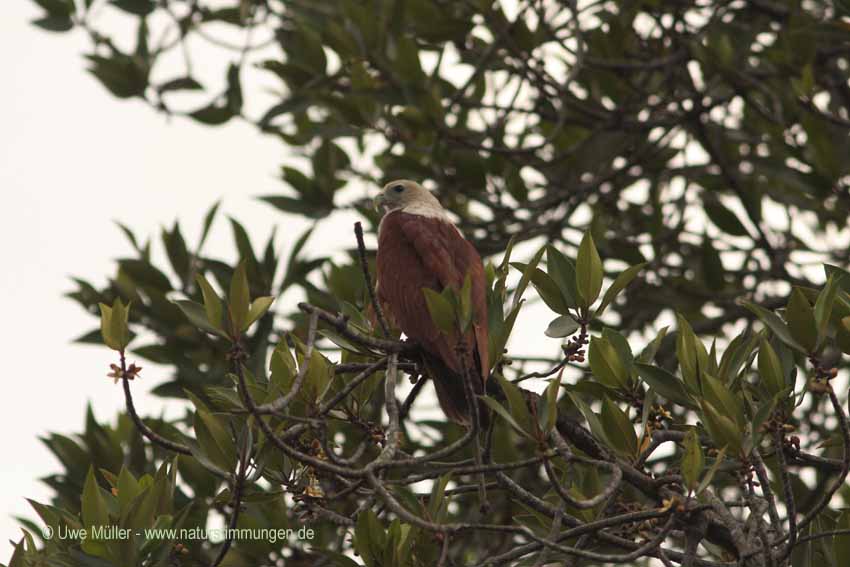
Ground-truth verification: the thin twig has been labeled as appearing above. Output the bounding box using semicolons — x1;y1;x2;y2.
298;303;415;354
399;374;426;420
773;427;798;557
781;385;850;560
317;357;388;416
354;221;390;337
120;352;192;456
210;427;250;567
457;342;489;513
547;430;623;509
522;514;676;563
751;448;782;538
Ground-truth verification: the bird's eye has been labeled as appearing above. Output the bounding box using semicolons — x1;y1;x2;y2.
392;185;404;193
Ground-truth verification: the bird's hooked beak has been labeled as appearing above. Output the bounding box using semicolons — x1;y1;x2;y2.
372;192;386;212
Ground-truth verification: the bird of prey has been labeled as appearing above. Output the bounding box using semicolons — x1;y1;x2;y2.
374;180;489;425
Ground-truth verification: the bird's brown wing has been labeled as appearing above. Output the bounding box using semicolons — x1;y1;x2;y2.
377;212;456;370
395;213;490;381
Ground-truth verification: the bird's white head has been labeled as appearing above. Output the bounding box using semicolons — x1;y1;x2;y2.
374;179;450;221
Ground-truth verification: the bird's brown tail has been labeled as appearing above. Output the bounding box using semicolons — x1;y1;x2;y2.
421;352;489;428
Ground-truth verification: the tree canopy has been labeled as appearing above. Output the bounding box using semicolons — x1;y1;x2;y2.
9;1;850;566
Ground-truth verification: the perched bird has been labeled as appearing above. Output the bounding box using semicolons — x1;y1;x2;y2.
374;180;489;425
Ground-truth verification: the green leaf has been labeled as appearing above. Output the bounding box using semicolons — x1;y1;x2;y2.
86;54;148;99
718;331;758;382
544;314;579;338
225;63;243;113
490;297;520;373
228;261;250;335
758;339;784;395
33;0;72;16
110;0;155;16
121;474;165;534
537;374;562;434
354;510;385;566
99;302;115;350
99;299;130;351
545;245;578;309
245;296;275;331
602;328;633;372
495;374;534;437
391;34;424;82
511;247;546;310
82;467;109;530
600;397;638;458
427;474;452;522
696;447;727;494
704;199;749;236
588;336;629;390
195;274;224;331
634;363;696;409
116;467;141;516
199;200;221;252
567;392;612;448
260;195;329;218
292;338;333;403
825;264;850;292
682;429;704;492
174;300;223;335
676;314;708;395
479;395;530;438
707;338;719;376
118;259;171;291
229;219;258;271
575;232;603;308
189;103;233;125
742;300;805;353
597;262;646;316
751;395;778;450
510;263;569;314
814;274;841;345
701;237;725;290
193;410;237;471
423;288;456;334
700;400;742;455
283;26;327;75
158;76;203;93
162;223;190;281
109;299;130;351
531;268;571;314
701;373;745;429
32;15;73;32
637;326;669;364
786;288;817;352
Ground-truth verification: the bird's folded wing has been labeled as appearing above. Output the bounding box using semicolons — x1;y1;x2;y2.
398;214;490;379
